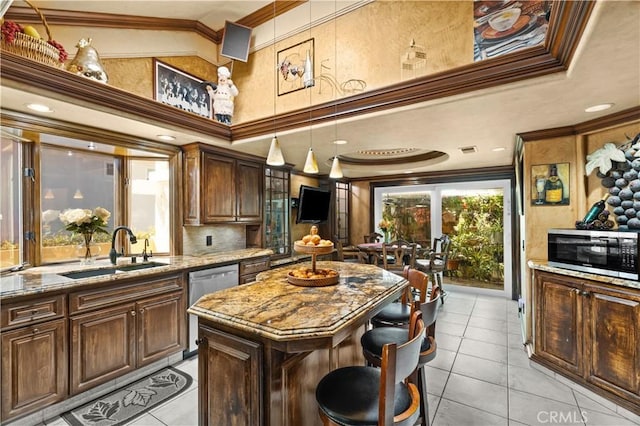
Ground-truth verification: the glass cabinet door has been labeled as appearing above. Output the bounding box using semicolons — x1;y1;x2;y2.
264;167;290;256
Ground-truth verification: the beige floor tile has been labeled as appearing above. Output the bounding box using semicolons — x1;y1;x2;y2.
148;386;198;426
433;398;508;426
437;319;467;337
437;310;471;325
508;364;576;405
427;347;457;372
459;337;508;364
452;353;508;387
442;373;508;418
583;409;639;425
124;413;167;425
464;326;508;347
435;331;462;352
423;364;451;396
509;388;583;425
467;316;508;332
507;345;530;368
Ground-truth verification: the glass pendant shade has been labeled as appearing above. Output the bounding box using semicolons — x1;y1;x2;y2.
303;148;319;174
329;156;343;178
266;136;285;166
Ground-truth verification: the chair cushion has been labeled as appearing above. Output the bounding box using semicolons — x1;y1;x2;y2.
315;366;412;425
372;302;411;325
361;327;431;362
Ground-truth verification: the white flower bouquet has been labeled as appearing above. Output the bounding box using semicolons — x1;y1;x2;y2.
59;207;111;235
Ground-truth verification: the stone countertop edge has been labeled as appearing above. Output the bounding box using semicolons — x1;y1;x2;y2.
527;260;639;290
187;261;408;342
0;248;273;300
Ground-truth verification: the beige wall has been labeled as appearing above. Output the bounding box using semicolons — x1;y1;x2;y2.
86;1;473;125
350;181;371;246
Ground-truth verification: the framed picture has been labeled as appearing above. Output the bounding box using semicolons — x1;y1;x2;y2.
278;38;314;96
153;59;212;119
531;162;570;206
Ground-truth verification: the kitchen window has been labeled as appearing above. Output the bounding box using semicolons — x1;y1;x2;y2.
1;121;177;267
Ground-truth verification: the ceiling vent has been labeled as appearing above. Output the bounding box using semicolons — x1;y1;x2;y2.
459;146;477;154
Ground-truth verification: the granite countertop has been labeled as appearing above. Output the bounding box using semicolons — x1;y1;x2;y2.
528;260;639;290
0;248;273;300
187;261;407;346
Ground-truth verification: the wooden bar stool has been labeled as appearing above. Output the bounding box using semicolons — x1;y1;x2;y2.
360;285;441;426
371;266;429;328
315;311;425;426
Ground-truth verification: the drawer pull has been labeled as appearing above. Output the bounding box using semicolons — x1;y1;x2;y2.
32;328;39;334
131;310;136;317
31;309;39;315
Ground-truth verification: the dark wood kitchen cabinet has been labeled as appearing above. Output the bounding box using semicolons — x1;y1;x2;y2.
69;274;186;395
184;144;263;225
533;270;640;413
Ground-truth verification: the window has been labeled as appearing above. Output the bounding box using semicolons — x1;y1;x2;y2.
0;130;23;269
128;159;170;254
40;145;117;263
0;118;177;267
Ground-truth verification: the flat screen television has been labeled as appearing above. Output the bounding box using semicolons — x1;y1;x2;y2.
295;185;331;224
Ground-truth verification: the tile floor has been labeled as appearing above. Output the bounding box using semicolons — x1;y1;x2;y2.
43;288;639;426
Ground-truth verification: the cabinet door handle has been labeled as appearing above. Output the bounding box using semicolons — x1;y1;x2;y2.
195;338;204;346
572;288;580;295
139;309;144;314
31;309;39;315
131;310;136;317
32;328;39;334
579;290;590;298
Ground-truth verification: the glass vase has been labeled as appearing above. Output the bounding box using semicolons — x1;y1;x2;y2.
76;233;101;265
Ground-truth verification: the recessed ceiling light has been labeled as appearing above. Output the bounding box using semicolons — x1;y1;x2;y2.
492;147;506;152
585;103;614;113
25;103;53;113
333;140;348;145
157;135;176;141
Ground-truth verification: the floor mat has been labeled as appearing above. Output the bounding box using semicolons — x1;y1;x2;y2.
62;366;192;426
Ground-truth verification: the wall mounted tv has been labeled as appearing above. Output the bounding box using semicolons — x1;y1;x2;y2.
295;185;331;224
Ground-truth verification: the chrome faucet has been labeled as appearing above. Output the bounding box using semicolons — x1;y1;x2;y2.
109;226;137;265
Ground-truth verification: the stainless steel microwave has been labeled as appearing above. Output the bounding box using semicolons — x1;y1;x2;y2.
547;229;639;280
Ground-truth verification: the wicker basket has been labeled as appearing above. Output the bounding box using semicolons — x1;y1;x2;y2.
287;269;340;287
0;0;62;67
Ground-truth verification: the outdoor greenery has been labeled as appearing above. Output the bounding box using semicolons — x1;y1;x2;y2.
448;195;504;282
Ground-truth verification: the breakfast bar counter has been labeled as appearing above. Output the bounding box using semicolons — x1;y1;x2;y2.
188;261;408;426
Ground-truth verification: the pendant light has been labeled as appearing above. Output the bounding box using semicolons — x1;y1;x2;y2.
266;2;285;166
329;2;343;179
303;0;318;174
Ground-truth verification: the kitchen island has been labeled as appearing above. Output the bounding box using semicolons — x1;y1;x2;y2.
188;261;408;426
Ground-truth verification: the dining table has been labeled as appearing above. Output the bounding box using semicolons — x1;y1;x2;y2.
356;242;423;265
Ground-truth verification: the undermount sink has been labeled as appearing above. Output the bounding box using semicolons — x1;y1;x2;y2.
60;262;168;279
115;261;168;272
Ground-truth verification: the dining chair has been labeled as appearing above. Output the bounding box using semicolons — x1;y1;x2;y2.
334;236;367;263
363;232;383;243
415;235;451;304
381;240;417;274
316;310;425;426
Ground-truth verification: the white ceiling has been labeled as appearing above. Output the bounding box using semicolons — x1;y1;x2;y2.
1;1;639;178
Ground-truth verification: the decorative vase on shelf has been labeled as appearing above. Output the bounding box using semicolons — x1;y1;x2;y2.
76;232;101;265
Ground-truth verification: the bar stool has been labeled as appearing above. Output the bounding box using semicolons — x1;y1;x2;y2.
315;311;425;426
371;266;428;329
361;285;441;426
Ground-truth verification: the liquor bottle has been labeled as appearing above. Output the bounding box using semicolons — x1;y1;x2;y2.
303;49;314;88
544;164;563;204
583;193;610;223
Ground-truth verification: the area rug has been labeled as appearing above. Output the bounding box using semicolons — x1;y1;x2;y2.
62;366;192;426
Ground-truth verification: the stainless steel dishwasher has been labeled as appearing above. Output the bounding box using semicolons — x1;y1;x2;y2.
187;263;239;355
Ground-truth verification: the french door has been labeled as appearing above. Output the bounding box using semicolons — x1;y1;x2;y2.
374;179;512;297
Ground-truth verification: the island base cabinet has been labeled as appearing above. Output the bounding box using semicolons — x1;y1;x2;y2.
198;325;263;426
1;318;68;421
533;271;640;414
197;320;365;426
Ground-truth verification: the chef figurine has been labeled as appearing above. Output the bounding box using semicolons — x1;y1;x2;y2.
205;66;238;125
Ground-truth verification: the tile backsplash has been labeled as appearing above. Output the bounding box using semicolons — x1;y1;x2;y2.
183;225;246;255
